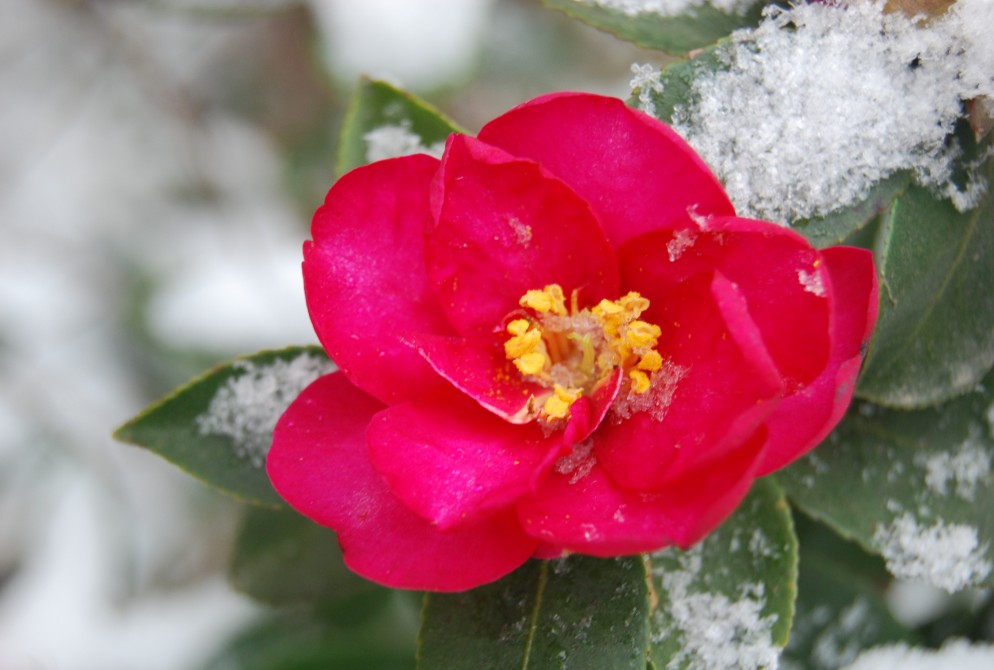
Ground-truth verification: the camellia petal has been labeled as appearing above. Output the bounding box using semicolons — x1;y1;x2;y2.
304;155;454;405
267;372;538;591
517;429;767;555
756;246;879;475
427;134;619;337
416;333;547;422
595;272;783;492
619;216;832;392
366;391;564;530
477;92;736;249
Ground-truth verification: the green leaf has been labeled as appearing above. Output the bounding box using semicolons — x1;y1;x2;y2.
418;556;649;670
791;172;912;249
543;0;768;55
858;154;994;408
630;43;726;124
646;479;798;669
781;516;915;670
201;599;419;670
229;506;388;618
114;346;332;507
779;369;994;592
336;77;464;176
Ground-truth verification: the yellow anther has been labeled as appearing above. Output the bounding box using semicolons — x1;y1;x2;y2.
506;319;531;336
592;299;623;316
504;328;542;359
520;284;567;316
629;369;651;394
514;352;547;376
542;385;581;420
637;350;663;372
626;320;661;349
618;291;649;317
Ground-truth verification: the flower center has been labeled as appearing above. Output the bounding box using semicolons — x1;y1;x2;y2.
503;284;664;423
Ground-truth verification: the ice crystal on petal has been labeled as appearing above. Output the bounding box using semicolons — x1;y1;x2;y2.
797;269;826;298
610;360;687;424
554;439;597;484
196;354;334;467
667;228;697;262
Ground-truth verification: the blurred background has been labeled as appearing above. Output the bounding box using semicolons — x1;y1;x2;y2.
0;1;660;667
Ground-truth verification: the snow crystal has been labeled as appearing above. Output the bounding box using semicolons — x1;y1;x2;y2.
651;0;994;224
584;0;756;18
667;228;697;262
872;514;992;592
797;268;825;297
916;427;991;501
651;546;780;670
363;122;445;163
554;439;597;484
631;63;664;116
610;360;687;424
840;639;994;670
195;353;334;467
810;599;872;669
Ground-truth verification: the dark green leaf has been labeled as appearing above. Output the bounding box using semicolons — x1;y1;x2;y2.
418;556;649;670
543;0;769;55
780;369;994;591
858;155;994;407
791;172;912;249
647;479;797;669
781;516;914;670
201;600;419;670
229;506;388;617
114;346;332;507
337;77;463;176
630;43;726;124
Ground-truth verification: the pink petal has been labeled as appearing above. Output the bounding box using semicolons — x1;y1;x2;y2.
477;92;735;249
304;155;453;405
756;246;879;475
619;216;832;393
426;134;619;337
563;369;622;447
367;391;564;530
267;372;537;592
417;334;547;422
595;272;783;492
517;429;766;554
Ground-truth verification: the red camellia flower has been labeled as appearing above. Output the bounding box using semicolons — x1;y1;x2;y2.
267;93;878;592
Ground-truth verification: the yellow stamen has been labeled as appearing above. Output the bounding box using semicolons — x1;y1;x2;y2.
542;385;582;420
629;369;651;394
520;285;567;316
637;350;663;372
504;327;542;359
506;318;530;336
514;352;547;376
618;292;649;317
505;284;666;425
626;320;662;349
